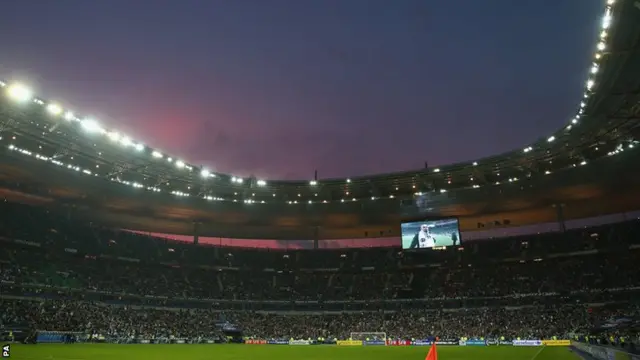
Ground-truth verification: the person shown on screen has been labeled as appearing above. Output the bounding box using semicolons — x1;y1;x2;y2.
410;224;435;249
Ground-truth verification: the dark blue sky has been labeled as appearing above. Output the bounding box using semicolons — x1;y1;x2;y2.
0;0;603;180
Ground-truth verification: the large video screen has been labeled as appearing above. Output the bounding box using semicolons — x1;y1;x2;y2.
401;218;461;249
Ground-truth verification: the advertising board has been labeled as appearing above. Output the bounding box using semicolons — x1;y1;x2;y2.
541;340;570;346
465;340;486;346
364;340;386;346
267;340;289;345
387;340;411;346
415;340;457;346
412;340;431;346
436;340;458;345
337;340;363;346
459;339;486;346
513;340;542;346
289;340;311;345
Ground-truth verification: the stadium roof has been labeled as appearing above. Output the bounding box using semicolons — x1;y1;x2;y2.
0;0;639;208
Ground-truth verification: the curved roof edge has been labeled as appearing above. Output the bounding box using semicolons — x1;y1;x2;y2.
1;0;638;209
0;1;621;185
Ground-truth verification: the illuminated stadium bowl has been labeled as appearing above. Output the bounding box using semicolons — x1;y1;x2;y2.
0;0;639;244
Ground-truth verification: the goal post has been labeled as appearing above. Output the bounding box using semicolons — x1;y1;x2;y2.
350;332;387;342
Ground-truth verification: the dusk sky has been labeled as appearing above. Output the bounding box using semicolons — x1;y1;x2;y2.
0;0;603;180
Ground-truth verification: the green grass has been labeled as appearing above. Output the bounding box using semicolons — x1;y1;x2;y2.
7;343;580;360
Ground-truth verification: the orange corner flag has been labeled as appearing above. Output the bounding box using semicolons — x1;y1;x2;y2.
425;342;438;360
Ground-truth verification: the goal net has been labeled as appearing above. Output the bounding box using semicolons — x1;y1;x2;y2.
350;332;387;342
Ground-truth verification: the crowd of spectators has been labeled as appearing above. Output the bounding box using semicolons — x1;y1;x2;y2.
1;298;636;342
1;201;640;342
0;299;224;339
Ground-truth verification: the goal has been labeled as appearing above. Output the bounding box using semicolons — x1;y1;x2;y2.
350;332;387;342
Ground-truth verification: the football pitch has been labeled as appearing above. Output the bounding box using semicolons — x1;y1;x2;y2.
7;343;580;360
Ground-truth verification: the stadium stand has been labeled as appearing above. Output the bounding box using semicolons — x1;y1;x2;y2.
1;201;639;349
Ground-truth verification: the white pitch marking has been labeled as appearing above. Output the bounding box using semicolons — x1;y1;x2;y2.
529;345;546;360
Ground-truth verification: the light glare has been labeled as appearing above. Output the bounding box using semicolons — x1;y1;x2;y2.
81;119;102;133
7;83;32;102
47;103;63;116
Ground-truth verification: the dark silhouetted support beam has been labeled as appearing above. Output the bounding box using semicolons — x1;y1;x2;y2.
554;203;566;233
193;221;200;245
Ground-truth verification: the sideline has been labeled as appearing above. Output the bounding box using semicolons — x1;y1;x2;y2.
13;357;86;360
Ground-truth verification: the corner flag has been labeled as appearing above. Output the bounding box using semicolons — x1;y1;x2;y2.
425;342;438;360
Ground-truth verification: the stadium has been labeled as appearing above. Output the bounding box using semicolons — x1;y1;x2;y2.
1;1;640;360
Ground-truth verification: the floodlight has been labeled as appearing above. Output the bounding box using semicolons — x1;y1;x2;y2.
108;131;121;142
120;137;133;147
6;83;32;102
81;119;102;133
47;103;63;116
